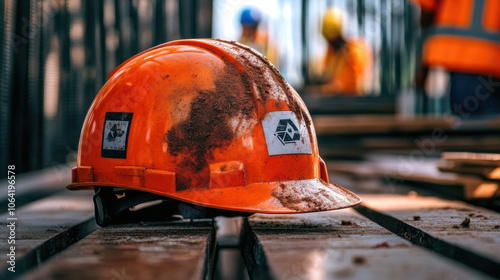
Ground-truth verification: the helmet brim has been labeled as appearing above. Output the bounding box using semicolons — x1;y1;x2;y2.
68;178;361;214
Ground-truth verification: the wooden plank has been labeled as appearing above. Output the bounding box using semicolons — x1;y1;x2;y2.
313;115;455;135
302;95;396;115
21;222;216;280
437;160;500;180
325;161;379;178
247;209;489;280
313;115;500;136
214;217;248;280
371;156;500;199
326;157;500;199
0;191;94;275
318;136;500;159
327;173;500;278
360;194;500;264
442;152;500;167
0;165;72;212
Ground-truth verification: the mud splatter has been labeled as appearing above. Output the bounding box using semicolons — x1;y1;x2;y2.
272;182;342;212
215;40;313;133
165;62;255;191
460;217;471;228
341;220;353;226
352;256;366;265
374;242;390;248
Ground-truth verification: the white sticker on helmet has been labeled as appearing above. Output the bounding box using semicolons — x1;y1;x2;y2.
261;111;312;156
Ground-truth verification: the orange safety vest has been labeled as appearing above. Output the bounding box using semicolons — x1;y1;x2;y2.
415;0;500;78
323;38;373;95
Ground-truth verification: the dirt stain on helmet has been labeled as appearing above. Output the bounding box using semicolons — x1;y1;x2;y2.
219;40;313;134
165;62;255;191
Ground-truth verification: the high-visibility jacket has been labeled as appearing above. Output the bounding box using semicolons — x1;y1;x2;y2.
322;38;373;95
414;0;500;78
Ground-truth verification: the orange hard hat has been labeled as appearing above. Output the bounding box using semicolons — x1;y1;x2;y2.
68;39;361;224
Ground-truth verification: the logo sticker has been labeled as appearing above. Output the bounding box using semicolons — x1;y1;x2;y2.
101;112;133;159
262;111;312;155
275;119;300;145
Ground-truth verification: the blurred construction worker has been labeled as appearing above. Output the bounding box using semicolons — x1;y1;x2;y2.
319;7;373;96
237;7;278;66
413;0;500;117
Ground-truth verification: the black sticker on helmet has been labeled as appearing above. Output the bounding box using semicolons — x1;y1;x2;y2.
275;119;300;145
101;112;133;159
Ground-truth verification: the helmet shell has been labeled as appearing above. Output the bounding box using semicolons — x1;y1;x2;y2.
68;39;361;213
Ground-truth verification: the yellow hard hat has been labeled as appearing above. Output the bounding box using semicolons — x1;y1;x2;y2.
322;8;344;42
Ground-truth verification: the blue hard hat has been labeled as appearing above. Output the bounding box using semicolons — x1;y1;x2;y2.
240;8;261;26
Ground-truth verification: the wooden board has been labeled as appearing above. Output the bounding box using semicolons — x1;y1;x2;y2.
326;157;500;199
360;194;500;264
313;115;500;136
318;136;500;159
4;160;500;279
442;152;500;167
437;160;500;180
313;115;456;135
0;191;94;274
328;173;500;278
347;172;500;278
21;223;216;280
301;95;396;115
214;217;248;280
0;165;72;211
247;209;489;280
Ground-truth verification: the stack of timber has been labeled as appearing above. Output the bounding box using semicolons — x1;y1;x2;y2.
326;153;500;200
438;152;500;180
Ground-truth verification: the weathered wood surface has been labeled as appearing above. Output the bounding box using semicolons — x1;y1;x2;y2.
331;173;500;278
21;222;215;280
0;191;94;273
248;209;489;280
361;193;500;263
3;160;500;280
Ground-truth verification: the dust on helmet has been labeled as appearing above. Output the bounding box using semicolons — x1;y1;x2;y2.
68;39;361;225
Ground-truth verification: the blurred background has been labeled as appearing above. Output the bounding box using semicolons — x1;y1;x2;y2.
1;0;500;176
